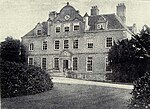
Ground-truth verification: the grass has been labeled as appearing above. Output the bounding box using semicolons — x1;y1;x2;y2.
1;83;132;109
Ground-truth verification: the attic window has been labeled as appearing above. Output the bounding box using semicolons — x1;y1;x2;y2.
37;30;42;35
64;26;69;32
97;23;105;30
74;25;80;31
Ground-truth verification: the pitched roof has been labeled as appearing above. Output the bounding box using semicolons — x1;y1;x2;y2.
23;22;47;37
88;14;124;30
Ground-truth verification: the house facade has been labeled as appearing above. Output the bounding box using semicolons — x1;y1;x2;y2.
22;2;135;81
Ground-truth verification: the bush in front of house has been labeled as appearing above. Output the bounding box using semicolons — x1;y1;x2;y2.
129;72;150;109
1;61;53;98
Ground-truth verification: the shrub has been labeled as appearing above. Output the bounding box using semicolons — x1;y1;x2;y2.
129;72;150;109
1;61;53;98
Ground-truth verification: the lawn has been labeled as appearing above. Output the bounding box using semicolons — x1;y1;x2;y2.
1;83;132;109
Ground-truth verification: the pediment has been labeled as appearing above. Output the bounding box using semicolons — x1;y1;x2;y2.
59;50;72;57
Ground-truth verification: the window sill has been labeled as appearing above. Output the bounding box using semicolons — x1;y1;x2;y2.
54;49;60;51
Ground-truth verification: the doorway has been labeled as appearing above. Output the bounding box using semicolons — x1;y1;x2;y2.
63;60;69;70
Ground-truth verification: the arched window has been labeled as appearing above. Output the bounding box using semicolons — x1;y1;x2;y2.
29;43;34;51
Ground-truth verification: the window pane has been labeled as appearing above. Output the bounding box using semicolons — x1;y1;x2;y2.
73;40;78;49
54;58;59;70
88;43;93;48
73;57;78;70
106;37;113;47
64;40;69;49
74;25;79;31
43;41;47;50
29;43;34;51
97;24;104;30
56;27;60;33
55;40;59;49
65;27;69;32
28;58;33;66
37;30;42;35
87;57;92;71
106;57;111;71
42;58;46;70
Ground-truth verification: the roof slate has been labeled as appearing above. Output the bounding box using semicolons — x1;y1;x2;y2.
88;14;124;30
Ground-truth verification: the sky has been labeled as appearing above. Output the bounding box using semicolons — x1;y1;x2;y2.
0;0;150;42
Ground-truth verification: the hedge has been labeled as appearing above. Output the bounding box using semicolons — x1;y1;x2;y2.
1;61;53;98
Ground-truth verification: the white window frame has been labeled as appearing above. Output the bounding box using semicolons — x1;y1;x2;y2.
28;57;34;66
41;57;46;70
73;39;78;49
105;56;112;72
54;40;60;50
72;57;78;71
29;43;34;51
73;22;80;31
64;26;69;32
42;41;47;50
53;58;59;70
64;40;69;49
37;29;42;36
87;39;93;49
55;26;61;33
86;56;93;72
97;23;105;30
64;23;70;32
105;37;113;48
73;25;80;31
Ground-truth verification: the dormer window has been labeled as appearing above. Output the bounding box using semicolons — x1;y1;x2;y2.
64;23;70;32
97;23;105;30
65;26;69;32
74;25;79;31
37;30;42;35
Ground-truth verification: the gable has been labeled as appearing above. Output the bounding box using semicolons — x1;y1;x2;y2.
23;22;47;37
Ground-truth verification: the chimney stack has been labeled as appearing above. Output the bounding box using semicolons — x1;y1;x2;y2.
116;3;126;23
91;6;99;16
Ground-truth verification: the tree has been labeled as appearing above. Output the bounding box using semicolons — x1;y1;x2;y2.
0;37;53;98
129;72;150;109
108;25;150;82
0;37;27;64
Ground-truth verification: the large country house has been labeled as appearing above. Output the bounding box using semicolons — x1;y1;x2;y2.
22;2;136;81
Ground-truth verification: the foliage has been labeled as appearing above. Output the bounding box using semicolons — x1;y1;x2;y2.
129;72;150;109
0;37;27;64
1;61;53;98
108;25;150;82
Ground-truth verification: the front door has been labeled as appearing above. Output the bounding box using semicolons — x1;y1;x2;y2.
63;60;68;70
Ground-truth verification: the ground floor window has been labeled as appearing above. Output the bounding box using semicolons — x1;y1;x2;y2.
106;56;111;71
87;57;93;71
28;58;34;66
73;57;78;70
54;58;59;70
42;58;46;70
